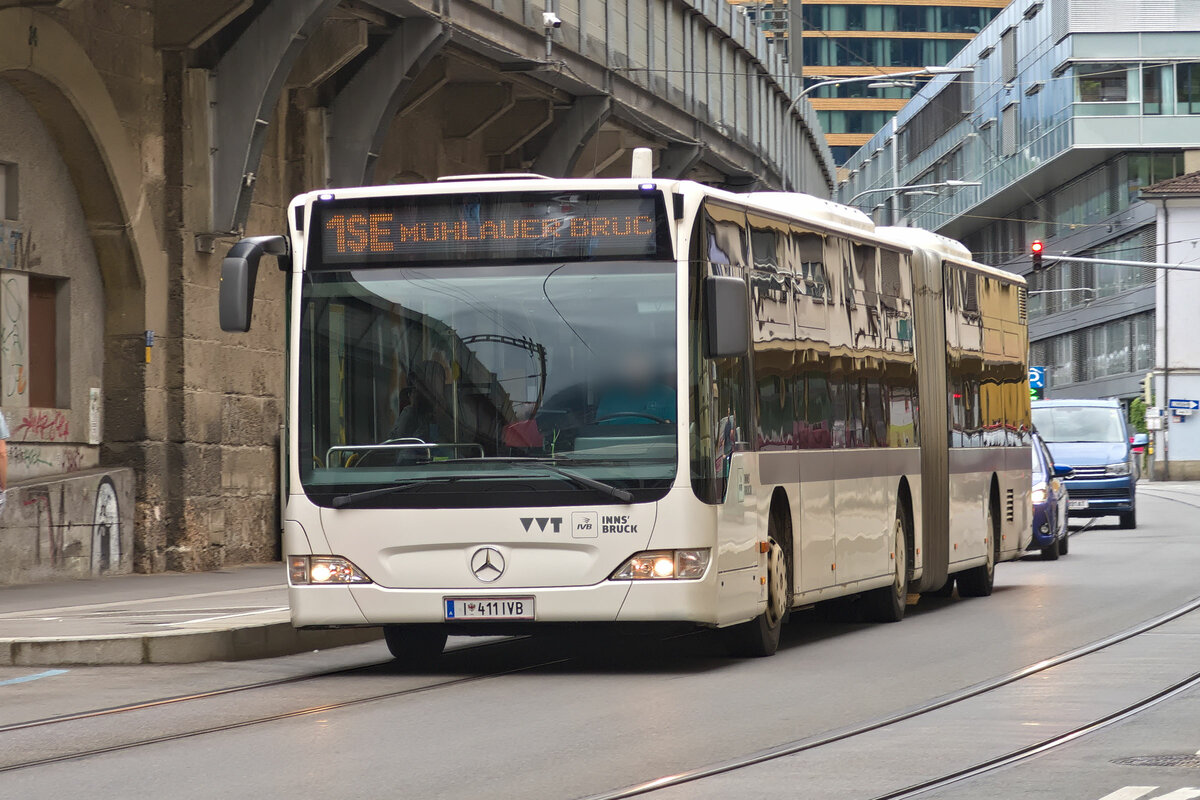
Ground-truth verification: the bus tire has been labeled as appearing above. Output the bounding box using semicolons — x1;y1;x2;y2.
957;493;998;598
383;625;447;664
724;513;791;657
929;577;955;598
863;503;909;623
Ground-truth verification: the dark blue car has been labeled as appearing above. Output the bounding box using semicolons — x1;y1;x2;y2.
1029;432;1071;560
1032;399;1139;529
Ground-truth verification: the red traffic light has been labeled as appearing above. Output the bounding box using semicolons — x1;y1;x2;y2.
1031;240;1044;254
1031;240;1044;271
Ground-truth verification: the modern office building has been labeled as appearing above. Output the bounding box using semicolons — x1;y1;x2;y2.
803;0;1010;166
839;0;1200;405
725;0;1010;165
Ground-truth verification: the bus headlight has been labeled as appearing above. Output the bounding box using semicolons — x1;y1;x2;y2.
288;556;372;585
611;549;710;581
1105;462;1131;476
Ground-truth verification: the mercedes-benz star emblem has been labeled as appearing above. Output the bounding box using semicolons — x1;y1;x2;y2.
471;547;505;583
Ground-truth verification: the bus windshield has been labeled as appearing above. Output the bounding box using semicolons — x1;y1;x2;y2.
298;261;678;507
1032;405;1125;443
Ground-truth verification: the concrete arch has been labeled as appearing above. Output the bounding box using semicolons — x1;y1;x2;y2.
0;8;164;338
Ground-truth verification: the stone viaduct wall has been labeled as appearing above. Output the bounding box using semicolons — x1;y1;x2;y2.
0;0;833;582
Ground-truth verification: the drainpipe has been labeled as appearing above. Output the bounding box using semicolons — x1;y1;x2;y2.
1161;202;1170;481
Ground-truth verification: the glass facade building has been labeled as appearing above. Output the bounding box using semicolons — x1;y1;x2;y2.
725;1;1009;166
803;1;1009;165
839;0;1200;403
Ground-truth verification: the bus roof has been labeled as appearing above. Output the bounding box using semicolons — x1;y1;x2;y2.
295;176;1022;273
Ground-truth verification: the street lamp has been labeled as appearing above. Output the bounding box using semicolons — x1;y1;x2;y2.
786;66;973;117
786;66;973;192
846;179;982;207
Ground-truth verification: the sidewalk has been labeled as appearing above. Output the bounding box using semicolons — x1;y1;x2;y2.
0;564;380;666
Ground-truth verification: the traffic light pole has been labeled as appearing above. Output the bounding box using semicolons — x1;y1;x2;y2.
1039;254;1200;274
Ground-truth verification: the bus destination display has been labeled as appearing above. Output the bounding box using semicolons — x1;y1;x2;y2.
314;192;667;266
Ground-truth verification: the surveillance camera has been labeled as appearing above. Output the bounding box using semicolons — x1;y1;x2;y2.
542;11;562;28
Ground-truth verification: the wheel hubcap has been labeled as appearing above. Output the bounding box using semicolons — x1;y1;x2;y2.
986;506;996;575
893;517;906;597
766;538;788;627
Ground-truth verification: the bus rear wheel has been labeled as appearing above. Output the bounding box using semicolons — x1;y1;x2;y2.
863;504;909;623
383;625;447;665
957;496;997;597
724;519;791;658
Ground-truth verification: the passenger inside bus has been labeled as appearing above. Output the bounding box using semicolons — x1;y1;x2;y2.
595;350;675;425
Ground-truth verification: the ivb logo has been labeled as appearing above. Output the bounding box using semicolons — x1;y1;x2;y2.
572;512;598;539
520;517;562;533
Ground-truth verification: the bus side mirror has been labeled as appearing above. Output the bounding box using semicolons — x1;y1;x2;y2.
703;275;749;358
219;235;291;332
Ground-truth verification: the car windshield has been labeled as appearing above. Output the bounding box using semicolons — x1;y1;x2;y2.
1032;406;1125;443
298;261;678;507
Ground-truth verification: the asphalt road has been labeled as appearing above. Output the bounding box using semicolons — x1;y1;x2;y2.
2;489;1198;800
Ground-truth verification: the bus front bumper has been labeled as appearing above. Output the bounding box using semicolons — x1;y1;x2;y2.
288;572;724;629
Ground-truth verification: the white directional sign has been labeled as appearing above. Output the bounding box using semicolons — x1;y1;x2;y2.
1096;787;1200;800
1167;398;1199;411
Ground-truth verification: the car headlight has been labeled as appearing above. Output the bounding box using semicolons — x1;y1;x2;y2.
288;555;372;584
1031;483;1048;504
1105;461;1131;476
611;549;711;581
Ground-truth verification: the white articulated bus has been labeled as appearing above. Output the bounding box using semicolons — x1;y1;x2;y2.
220;171;1031;660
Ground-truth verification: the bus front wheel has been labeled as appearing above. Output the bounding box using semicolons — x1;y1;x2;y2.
724;516;791;658
383;625;448;665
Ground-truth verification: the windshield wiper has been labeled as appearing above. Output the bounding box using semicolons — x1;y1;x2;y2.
427;457;635;504
331;478;462;508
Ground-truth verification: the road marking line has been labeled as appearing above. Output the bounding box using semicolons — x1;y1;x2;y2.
0;584;281;619
153;607;289;627
1149;790;1200;800
0;669;69;687
1096;789;1158;800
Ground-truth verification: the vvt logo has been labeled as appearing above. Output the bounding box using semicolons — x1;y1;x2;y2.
521;517;562;533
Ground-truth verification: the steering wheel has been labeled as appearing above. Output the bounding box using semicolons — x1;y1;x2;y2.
596;411;670;424
354;438;428;468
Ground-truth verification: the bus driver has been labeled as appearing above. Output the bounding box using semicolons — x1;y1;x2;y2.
595;350;674;425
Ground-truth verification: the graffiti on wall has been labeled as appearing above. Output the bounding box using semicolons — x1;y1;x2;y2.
22;487;64;568
61;447;83;473
92;476;121;574
12;474;124;576
9;444;52;471
13;409;69;441
1;274;27;401
0;222;37;403
0;222;39;272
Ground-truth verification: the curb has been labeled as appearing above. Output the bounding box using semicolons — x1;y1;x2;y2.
0;623;383;666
